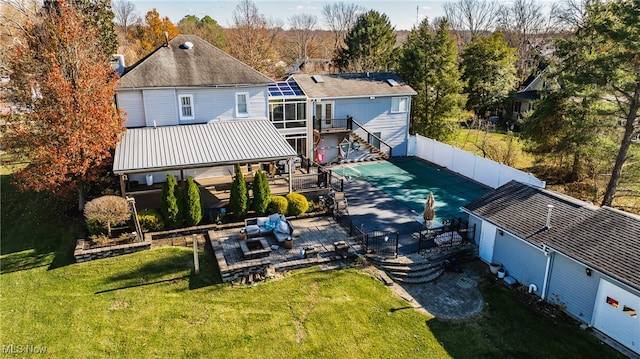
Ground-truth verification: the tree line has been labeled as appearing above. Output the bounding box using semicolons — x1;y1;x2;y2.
0;0;637;210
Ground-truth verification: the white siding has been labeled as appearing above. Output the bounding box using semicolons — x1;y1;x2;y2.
492;233;547;289
176;87;268;123
117;91;145;128
546;253;600;323
331;97;410;156
143;89;178;126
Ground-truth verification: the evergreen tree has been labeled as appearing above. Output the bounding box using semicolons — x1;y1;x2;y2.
461;32;518;117
161;173;182;228
184;176;202;226
229;164;248;217
335;10;396;72
554;0;640;206
397;18;465;141
252;170;271;215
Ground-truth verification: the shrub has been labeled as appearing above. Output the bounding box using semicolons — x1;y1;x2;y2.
83;195;130;237
286;192;309;216
229;164;248;216
184;177;202;226
267;195;288;214
137;209;165;232
252;170;271;215
86;217;107;236
161;173;183;229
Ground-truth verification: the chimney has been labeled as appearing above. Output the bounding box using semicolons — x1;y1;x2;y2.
545;204;554;229
163;31;169;46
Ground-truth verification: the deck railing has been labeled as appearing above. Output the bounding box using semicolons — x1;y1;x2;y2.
417;217;476;252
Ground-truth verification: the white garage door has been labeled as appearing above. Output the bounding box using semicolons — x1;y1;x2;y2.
592;279;640;355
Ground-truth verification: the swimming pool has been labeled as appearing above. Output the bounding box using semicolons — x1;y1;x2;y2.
334;159;490;220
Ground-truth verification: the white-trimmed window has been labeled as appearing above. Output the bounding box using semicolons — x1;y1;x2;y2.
391;97;408;113
179;94;194;120
236;92;249;117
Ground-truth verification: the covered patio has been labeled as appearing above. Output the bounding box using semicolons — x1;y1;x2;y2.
112;120;299;200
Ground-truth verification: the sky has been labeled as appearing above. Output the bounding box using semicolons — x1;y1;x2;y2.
128;0;451;31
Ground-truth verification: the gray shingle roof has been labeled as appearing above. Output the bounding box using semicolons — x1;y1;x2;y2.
113;120;298;174
463;180;640;290
291;72;416;99
117;34;273;88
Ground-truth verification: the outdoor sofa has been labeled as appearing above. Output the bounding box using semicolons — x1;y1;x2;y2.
244;213;294;244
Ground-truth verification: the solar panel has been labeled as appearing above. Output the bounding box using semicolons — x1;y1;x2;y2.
268;81;305;97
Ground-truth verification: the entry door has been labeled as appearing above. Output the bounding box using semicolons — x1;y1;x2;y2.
592;279;640;354
479;222;497;263
315;102;334;128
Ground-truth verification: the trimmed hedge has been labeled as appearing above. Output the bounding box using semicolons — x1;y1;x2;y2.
137;209;165;232
252;170;271;215
184;177;202;226
267;195;288;215
286;193;309;216
161;173;183;229
229;164;248;216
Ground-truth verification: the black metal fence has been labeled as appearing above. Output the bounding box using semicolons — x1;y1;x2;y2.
336;218;398;258
418;217;476;252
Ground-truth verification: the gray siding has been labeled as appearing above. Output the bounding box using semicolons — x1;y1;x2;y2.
143;89;178;126
493;233;547;292
176;87;268;123
117;91;145;128
546;253;600;323
332;97;409;156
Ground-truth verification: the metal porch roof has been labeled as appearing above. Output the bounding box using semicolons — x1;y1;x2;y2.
113;120;298;175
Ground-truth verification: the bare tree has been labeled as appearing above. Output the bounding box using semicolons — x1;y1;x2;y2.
322;2;365;54
226;0;278;75
443;0;500;42
288;13;317;61
550;0;593;30
497;0;551;78
112;0;137;33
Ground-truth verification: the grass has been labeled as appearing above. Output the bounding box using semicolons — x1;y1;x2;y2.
0;174;627;358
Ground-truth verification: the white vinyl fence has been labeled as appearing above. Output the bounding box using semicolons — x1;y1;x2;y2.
408;134;545;189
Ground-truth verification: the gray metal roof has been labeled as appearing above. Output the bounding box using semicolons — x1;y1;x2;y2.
117;34;273;89
291;72;417;99
463;180;640;290
113;120;298;175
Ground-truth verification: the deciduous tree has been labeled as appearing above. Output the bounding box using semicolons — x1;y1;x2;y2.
287;13;317;61
443;0;501;43
226;0;278;76
322;2;365;55
134;8;179;56
335;10;396;72
461;32;518;117
84;195;130;237
3;0;125;210
397;18;466;141
178;14;226;50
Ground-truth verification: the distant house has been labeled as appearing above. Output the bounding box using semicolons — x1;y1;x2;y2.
463;181;640;355
288;72;416;164
510;65;556;122
112;35;297;189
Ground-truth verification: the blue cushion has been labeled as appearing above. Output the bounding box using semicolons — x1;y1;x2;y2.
265;221;276;231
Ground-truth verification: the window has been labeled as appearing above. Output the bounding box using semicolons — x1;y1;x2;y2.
623;305;637;318
269;99;307;129
391;97;408;113
179;94;194;120
236;92;249;117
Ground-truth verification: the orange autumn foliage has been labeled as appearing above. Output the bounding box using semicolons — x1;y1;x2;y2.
4;0;125;202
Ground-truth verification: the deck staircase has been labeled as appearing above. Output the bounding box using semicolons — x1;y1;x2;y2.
348;133;390;161
367;244;478;284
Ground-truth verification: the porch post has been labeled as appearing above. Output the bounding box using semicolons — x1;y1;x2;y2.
288;158;294;193
119;175;127;198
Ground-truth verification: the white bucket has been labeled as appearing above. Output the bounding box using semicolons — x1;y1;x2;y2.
497;268;506;279
145;174;153;186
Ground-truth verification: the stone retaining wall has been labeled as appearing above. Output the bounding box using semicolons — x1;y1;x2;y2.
74;236;152;263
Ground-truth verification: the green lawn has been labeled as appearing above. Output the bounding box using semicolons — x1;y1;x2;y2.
0;175;626;358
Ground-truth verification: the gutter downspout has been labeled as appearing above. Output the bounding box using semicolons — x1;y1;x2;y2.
541;243;554;300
